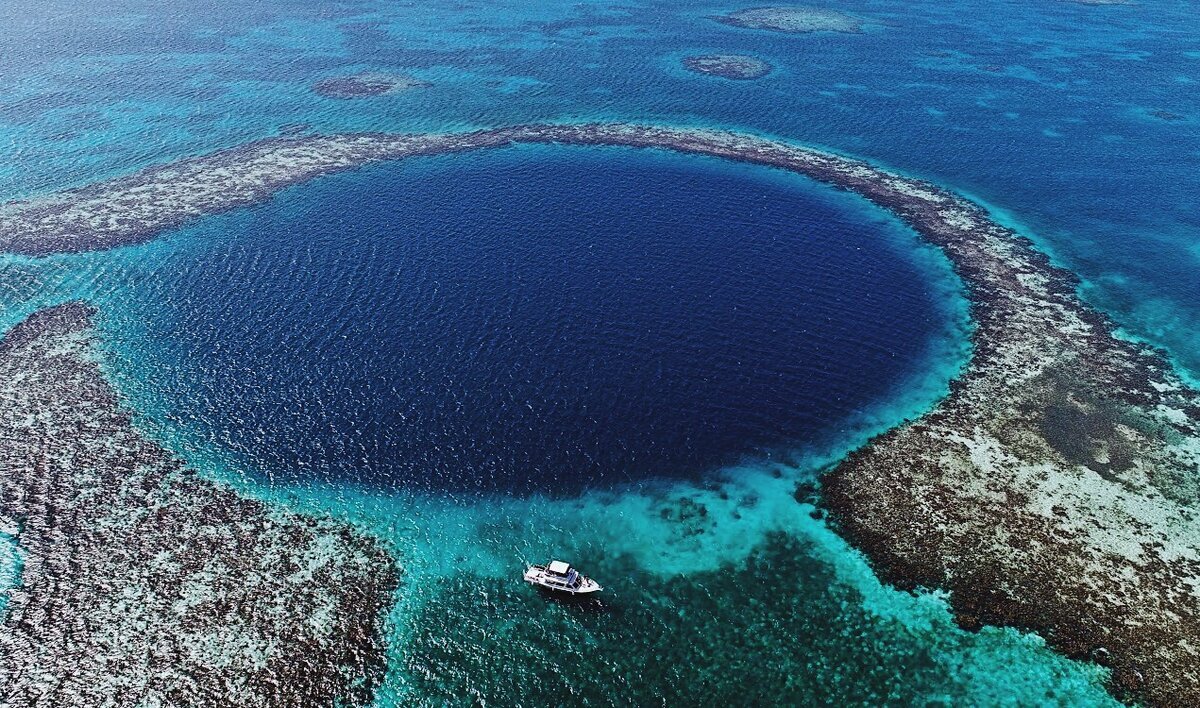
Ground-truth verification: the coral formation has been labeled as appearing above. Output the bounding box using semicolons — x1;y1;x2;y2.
682;54;773;80
0;303;397;706
2;122;1198;703
312;73;430;99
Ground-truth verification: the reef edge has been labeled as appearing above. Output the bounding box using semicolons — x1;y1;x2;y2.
0;302;398;706
2;123;1199;704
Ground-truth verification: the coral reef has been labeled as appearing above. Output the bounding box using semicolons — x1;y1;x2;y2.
0;303;397;706
1;122;1198;703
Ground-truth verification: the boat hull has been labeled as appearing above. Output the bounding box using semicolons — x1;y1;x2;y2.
524;566;602;595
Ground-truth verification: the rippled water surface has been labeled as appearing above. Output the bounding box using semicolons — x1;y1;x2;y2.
2;0;1196;704
100;146;958;495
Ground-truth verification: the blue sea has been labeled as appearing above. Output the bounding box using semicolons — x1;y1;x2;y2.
1;0;1196;703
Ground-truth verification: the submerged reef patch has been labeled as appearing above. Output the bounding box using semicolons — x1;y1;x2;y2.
1149;109;1185;121
710;7;863;34
311;73;431;99
2;123;1200;704
682;54;773;80
0;303;397;706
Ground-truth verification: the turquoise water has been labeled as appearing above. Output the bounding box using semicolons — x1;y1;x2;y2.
0;521;18;616
0;0;1195;376
1;0;1193;703
0;144;1118;702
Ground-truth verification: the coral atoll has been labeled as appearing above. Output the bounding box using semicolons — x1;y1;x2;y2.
2;122;1199;704
0;303;397;706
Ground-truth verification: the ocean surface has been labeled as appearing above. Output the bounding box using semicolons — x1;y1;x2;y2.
102;145;961;495
1;0;1195;704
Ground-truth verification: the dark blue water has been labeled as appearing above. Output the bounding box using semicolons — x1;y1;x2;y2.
4;0;1195;378
114;145;950;494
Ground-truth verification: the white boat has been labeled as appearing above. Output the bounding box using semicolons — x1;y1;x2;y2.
524;560;602;595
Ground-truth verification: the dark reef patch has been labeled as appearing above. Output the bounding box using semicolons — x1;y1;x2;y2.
312;72;430;99
710;7;863;34
682;54;773;80
0;303;397;706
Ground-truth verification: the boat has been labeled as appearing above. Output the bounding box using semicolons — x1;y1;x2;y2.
523;560;603;595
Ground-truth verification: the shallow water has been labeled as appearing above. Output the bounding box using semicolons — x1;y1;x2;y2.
0;0;1193;703
0;0;1195;374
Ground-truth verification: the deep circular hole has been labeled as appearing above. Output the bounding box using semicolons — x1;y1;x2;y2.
113;144;956;495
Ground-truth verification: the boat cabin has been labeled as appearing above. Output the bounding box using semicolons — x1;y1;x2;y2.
545;560;581;588
524;559;602;594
